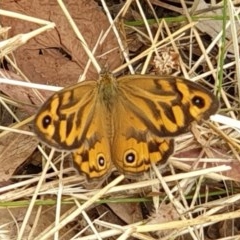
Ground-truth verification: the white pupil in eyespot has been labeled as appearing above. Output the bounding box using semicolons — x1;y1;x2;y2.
126;152;135;163
98;156;105;166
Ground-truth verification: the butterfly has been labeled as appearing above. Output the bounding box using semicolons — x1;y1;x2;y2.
34;72;219;181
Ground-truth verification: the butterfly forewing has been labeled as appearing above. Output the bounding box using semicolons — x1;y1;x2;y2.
34;81;98;150
117;75;219;136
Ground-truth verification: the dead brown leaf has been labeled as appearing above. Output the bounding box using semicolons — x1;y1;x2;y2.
107;202;143;224
1;0;122;87
0;126;38;182
175;147;240;181
147;202;180;238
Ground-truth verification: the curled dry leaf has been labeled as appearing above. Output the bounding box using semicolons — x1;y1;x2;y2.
147;202;180;238
107;202;143;224
0;126;38;182
1;0;122;86
207;218;240;239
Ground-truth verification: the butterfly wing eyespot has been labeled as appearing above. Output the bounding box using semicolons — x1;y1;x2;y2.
192;96;205;108
124;150;137;165
97;153;107;169
113;133;174;177
72;147;111;181
42;115;52;129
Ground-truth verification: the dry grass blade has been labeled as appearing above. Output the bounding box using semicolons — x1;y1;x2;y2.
0;21;55;58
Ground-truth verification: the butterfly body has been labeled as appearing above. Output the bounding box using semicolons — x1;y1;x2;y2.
34;73;218;180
